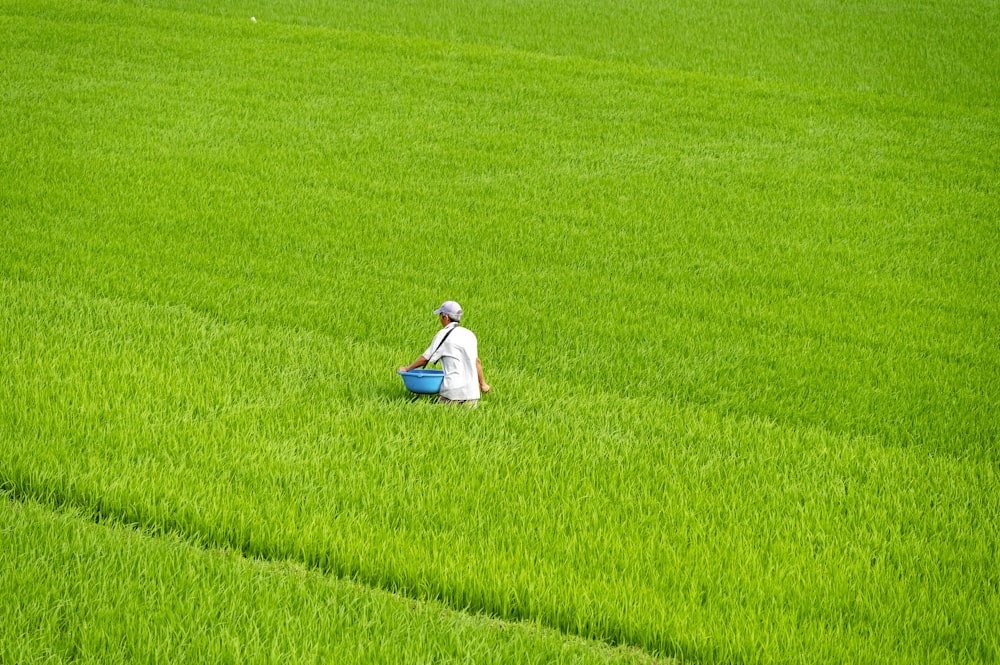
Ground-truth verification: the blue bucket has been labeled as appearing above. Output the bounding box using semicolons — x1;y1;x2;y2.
398;369;444;394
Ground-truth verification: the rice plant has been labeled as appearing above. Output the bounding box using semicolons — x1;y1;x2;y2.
1;0;997;662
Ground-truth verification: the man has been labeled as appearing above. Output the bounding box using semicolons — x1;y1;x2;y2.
398;300;490;405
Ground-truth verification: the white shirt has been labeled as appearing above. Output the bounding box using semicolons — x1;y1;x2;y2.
424;323;480;401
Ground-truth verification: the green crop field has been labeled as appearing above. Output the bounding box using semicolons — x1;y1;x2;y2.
1;0;997;663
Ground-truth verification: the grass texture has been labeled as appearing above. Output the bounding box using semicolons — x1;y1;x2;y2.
119;0;1000;105
0;495;652;664
1;0;998;663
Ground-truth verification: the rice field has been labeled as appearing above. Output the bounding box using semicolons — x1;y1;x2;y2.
1;0;998;663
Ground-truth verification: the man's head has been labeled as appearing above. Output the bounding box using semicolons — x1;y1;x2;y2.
434;300;463;324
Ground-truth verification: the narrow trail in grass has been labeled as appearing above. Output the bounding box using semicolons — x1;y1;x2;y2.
104;0;1000;109
0;487;665;664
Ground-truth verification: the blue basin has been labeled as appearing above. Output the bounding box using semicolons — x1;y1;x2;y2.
398;369;444;394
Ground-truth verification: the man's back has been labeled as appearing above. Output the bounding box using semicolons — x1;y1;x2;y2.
426;324;480;401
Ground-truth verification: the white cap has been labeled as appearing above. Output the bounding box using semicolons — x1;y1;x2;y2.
433;300;463;322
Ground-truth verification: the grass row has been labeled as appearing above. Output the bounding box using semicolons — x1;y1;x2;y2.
118;0;1000;106
1;494;655;664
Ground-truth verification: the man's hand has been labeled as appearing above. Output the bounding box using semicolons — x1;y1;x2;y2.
481;383;491;394
399;356;428;374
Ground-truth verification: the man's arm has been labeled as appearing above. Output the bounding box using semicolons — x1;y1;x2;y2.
476;358;490;393
398;356;428;373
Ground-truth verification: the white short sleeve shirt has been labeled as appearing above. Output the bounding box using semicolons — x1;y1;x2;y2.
423;323;480;401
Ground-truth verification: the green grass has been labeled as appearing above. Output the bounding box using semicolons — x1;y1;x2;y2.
118;0;1000;106
1;0;998;663
1;495;653;664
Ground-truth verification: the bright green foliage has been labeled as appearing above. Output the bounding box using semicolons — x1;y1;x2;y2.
1;496;652;663
118;0;1000;105
1;0;997;663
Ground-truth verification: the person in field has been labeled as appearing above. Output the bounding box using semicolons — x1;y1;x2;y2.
399;300;491;405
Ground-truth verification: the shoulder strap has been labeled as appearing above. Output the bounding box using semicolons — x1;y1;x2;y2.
428;324;459;367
